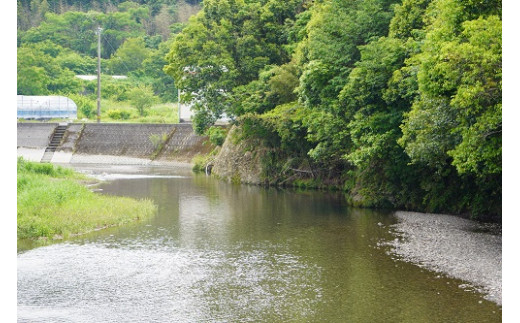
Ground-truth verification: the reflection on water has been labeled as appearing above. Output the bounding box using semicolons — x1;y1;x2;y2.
17;166;501;322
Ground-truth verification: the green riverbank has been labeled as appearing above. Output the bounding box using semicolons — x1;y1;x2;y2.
17;158;157;240
194;125;500;223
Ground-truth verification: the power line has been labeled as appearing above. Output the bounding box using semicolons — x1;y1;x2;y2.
101;33;135;77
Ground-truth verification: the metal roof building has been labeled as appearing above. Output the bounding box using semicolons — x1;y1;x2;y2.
17;95;77;120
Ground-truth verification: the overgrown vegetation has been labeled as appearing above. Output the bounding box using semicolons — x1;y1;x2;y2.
206;126;227;147
17;157;157;240
166;0;502;221
191;126;228;173
192;152;215;173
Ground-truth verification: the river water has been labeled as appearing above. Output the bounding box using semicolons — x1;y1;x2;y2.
17;165;501;322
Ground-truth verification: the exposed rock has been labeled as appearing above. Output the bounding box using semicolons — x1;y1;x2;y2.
211;125;266;185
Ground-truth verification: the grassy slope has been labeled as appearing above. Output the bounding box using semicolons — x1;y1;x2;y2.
17;158;157;240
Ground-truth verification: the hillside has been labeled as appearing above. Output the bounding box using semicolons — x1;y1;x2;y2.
17;0;201;121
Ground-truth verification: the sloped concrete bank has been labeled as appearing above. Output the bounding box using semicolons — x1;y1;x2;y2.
17;123;212;165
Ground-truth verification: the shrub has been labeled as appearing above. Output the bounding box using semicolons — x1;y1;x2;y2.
69;94;95;119
107;109;131;120
205;126;227;146
127;85;158;116
149;133;169;158
192;151;217;174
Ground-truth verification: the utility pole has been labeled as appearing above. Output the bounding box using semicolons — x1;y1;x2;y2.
96;26;102;123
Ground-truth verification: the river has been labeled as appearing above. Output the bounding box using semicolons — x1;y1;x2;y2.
17;164;501;322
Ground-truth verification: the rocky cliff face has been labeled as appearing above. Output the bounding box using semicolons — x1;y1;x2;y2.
211;126;266;185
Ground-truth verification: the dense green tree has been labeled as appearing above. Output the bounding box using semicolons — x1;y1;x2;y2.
21;11;99;55
142;40;178;102
54;50;97;74
388;0;430;40
335;37;410;206
98;10;148;57
165;0;305;133
230;60;300;116
294;0;398;168
17;66;50;95
17;41;82;95
20;8;151;58
109;37;151;74
399;2;501;177
297;0;397;109
391;0;502;218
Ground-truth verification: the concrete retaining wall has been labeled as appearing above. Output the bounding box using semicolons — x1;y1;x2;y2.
60;123;84;152
160;124;212;162
17;123;58;148
75;123;175;158
17;123;212;164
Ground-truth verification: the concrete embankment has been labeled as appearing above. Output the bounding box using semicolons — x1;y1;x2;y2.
17;123;211;165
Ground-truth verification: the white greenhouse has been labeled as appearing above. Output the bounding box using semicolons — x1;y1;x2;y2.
17;95;77;120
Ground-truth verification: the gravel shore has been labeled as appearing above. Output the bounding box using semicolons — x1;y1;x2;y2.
386;211;502;305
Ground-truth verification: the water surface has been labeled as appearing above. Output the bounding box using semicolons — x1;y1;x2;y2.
18;165;501;322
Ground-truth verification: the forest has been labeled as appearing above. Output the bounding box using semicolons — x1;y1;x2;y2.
164;0;502;221
17;0;502;221
17;0;202;121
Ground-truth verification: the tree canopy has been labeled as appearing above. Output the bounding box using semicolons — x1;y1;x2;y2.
165;0;502;220
164;0;306;133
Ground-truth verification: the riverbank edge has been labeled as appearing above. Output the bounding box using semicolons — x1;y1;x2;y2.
383;210;502;306
204;126;499;223
203;128;503;305
17;158;158;241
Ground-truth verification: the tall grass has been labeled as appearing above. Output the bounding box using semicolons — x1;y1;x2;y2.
17;158;157;240
97;100;179;123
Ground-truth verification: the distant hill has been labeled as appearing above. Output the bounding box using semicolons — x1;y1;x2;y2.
17;0;202;31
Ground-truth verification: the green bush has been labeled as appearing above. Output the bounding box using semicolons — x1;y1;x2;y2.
128;85;158;116
101;79;132;101
69;94;95;119
191;150;219;173
205;126;227;146
107;109;131;120
192;154;209;173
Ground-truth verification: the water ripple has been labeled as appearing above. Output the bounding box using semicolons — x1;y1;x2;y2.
18;243;322;322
